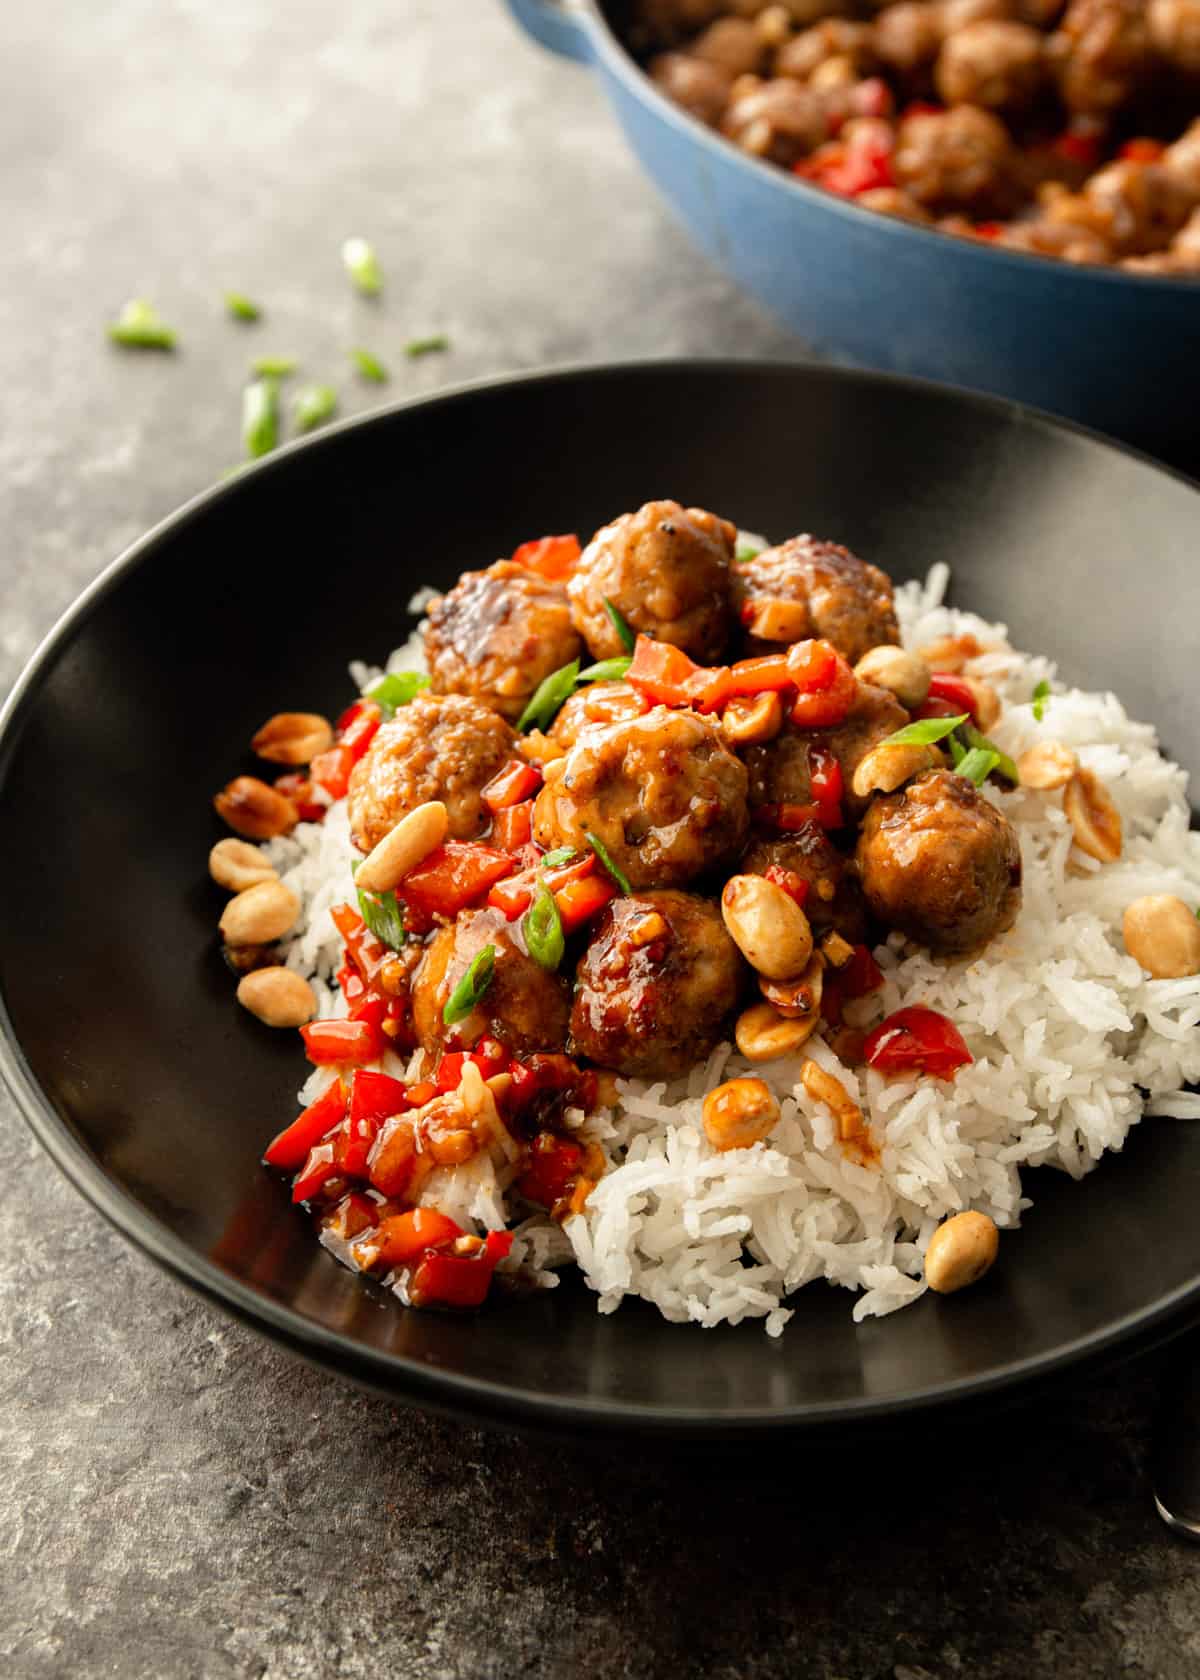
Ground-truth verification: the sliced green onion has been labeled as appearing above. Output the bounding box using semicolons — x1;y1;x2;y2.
523;887;565;971
293;383;338;433
516;659;580;734
225;292;261;322
735;537;766;562
960;721;1018;785
539;847;578;870
107;298;176;350
578;657;632;683
366;670;430;719
443;945;496;1026
1032;679;1051;723
349;347;389;383
242;378;279;459
342;236;383;295
603;597;637;654
405;334;449;358
585;830;631;895
881;714;968;748
357;887;405;952
250;354;298;378
956;747;1000;787
947;732;966;768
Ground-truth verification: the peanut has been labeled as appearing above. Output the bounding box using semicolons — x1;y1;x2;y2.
720;691;783;747
214;776;298;840
735;1000;820;1061
251;711;333;765
800;1059;867;1144
924;1210;999;1294
851;740;937;799
702;1077;781;1152
236;966;317;1028
209;837;278;893
853;646;931;709
758;951;824;1020
1016;740;1077;790
917;633;981;674
721;874;814;980
960;677;1001;732
1122;894;1200;979
219;879;301;946
355;800;448;893
1063;768;1122;864
742;596;811;643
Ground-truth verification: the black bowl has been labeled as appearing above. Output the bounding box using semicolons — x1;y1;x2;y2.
2;361;1199;1439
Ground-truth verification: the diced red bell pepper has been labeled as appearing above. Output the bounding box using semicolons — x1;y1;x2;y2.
510;533;581;581
786;639;857;728
367;1115;418;1197
336;699;384;762
626;637;728;712
488;851;595;920
408;1230;513;1309
331;903;390;987
482;759;543;812
852;76;893;120
927;673;979;724
1053;127;1101;168
292;1141;342;1204
434;1041;509;1095
518;1134;584;1210
349;1068;410;1126
273;772;326;823
759;802;823;833
554;872;617;933
325;1190;378;1243
807;744;844;829
311;742;355;800
333;1114;380;1180
864;1005;972;1079
405;1080;437;1108
842;943;884;999
355;1207;464;1269
301;1017;382;1067
763;865;810;908
914;695;965;722
725;654;794;696
902;101;944;120
1120;137;1166;164
820;127;895;197
400;841;516;919
336;962;366;1009
973;221;1004;241
263;1077;346;1170
491;800;534;852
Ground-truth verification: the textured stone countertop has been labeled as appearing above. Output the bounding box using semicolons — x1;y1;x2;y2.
2;2;1198;1675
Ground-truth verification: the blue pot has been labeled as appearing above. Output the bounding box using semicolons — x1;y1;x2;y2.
504;0;1200;458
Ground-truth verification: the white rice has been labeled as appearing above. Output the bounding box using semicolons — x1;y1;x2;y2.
262;560;1200;1333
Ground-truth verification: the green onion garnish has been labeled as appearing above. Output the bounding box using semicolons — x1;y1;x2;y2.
585;830;631;895
539;847;578;869
342;236;383;295
516;659;580;734
366;670;430;719
443;945;496;1026
881;714;968;748
578;657;632;683
1032;679;1050;723
242;378;279;459
947;732;966;767
107;298;176;350
250;355;298;378
356;886;405;952
349;347;389;383
735;538;766;562
959;721;1018;785
603;597;637;654
225;292;261;322
956;747;1000;787
293;383;338;434
523;887;565;972
405;334;449;358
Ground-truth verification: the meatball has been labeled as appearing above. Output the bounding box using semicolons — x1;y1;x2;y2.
548;682;647;752
1149;0;1200;73
720;77;835;165
741;829;868;942
872;2;945;74
533;707;749;890
568;500;736;663
412;907;571;1059
935;19;1045;107
894;104;1019;213
734;534;900;662
649;49;735;124
777;18;877;78
1048;0;1153;113
742;680;909;819
424;559;582;724
1079;158;1196;254
855;768;1022;955
691;14;767;73
347;692;515;852
569;891;746;1079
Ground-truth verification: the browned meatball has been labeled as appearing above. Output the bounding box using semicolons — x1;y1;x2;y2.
1072;158;1196;254
649;49;735;122
935;19;1045;106
424;560;582;724
995;216;1112;262
569;891;746;1078
873;2;945;73
742;680;909;820
548;682;648;752
1149;0;1200;73
691;14;767;72
855;768;1022;955
777;18;877;77
412;908;571;1059
720;77;836;164
741;829;868;941
894;104;1019;212
347;692;515;852
856;185;935;221
1048;0;1153;113
533;707;749;890
734;535;900;662
568;500;736;663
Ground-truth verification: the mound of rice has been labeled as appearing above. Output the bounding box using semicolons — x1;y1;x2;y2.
262;563;1200;1335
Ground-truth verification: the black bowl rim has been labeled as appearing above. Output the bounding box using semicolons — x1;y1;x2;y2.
3;355;1200;1435
576;0;1200;293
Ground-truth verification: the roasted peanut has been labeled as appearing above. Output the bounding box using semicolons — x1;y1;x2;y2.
853;646;931;710
209;837;278;893
221;943;275;977
800;1059;867;1144
720;691;783;747
219;879;301;946
721;874;814;980
924;1210;999;1294
743;595;811;643
1123;894;1200;979
1016;740;1077;790
810;52;858;90
755;3;792;46
851;740;937;799
960;677;1001;731
355;800;448;893
214;776;298;840
819;930;854;968
735;1000;820;1061
627;910;668;948
236;966;317;1028
917;633;981;674
1064;768;1122;863
702;1077;781;1152
759;952;824;1020
251;711;333;765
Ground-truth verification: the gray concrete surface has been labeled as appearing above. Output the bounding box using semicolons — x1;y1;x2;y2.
1;2;1197;1675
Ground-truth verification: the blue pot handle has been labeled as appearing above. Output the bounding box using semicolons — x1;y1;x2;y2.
503;0;592;63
